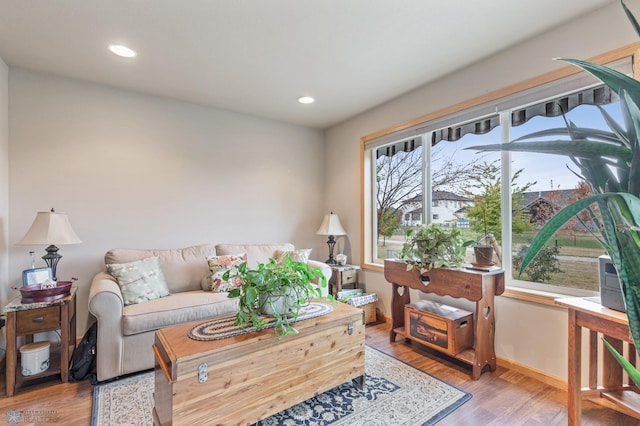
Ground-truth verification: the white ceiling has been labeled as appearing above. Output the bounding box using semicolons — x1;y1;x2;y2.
0;0;615;129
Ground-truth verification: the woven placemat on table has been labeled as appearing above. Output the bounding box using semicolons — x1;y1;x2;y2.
188;302;333;341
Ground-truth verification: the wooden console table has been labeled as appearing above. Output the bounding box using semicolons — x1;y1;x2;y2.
383;259;504;380
555;297;640;425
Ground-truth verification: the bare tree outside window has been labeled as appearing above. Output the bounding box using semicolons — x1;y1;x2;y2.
375;141;487;259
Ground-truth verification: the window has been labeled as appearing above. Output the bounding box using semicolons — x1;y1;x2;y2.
362;49;634;296
510;91;621;292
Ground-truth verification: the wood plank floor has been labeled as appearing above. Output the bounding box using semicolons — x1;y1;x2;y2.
0;321;637;425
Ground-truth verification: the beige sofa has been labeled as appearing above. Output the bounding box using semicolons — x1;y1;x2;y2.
88;243;331;381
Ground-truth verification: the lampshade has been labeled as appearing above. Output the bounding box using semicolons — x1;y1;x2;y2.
17;209;81;281
18;210;82;246
316;212;346;236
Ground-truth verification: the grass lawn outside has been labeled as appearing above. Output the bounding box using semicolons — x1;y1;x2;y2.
378;228;604;291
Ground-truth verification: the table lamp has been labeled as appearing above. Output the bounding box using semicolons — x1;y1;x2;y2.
316;212;346;265
17;208;82;280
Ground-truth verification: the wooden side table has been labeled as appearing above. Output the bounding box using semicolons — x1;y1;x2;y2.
329;265;360;297
555;297;640;425
383;259;504;380
4;287;77;397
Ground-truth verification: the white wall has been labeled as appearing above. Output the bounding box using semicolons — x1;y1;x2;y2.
0;57;8;348
324;2;636;380
7;69;327;333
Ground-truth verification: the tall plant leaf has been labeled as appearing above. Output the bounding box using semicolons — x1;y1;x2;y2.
602;338;640;387
467;0;640;385
558;57;640;104
469;140;631;165
622;0;640;39
516;193;615;273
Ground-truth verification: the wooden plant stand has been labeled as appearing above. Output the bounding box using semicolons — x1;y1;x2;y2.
383;259;504;380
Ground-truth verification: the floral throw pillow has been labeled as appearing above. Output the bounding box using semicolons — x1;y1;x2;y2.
107;256;170;305
274;248;312;264
202;253;247;292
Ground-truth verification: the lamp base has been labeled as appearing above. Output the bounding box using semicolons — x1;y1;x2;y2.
42;245;62;281
325;235;337;265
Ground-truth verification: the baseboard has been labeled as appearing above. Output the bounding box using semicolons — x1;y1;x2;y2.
378;314;567;390
495;355;566;390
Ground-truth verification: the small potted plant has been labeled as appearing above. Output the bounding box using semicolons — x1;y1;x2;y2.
399;223;474;273
473;207;495;266
224;255;331;336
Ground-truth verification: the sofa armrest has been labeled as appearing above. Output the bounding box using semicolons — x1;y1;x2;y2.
89;272;124;314
88;272;125;381
308;260;332;298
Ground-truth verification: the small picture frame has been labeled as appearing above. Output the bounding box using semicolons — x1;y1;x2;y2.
22;267;53;286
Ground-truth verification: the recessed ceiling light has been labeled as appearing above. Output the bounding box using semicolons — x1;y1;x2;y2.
298;96;315;104
108;44;137;58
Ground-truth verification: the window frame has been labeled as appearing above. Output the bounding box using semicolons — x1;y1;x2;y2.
361;44;640;304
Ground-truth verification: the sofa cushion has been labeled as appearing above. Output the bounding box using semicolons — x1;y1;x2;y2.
215;243;294;268
122;291;238;336
274;248;312;264
106;256;170;305
105;244;216;293
203;253;247;292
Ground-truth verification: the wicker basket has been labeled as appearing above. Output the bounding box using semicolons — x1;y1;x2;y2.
346;293;378;324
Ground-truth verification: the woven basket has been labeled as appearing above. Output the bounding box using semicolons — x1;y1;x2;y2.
361;301;377;324
346;293;378;324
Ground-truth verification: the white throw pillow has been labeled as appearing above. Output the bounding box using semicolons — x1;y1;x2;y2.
107;256;170;305
274;248;312;264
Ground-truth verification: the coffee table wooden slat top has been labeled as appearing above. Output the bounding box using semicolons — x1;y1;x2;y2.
153;300;366;426
155;301;355;375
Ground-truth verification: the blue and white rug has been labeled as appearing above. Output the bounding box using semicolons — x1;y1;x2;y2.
91;346;471;426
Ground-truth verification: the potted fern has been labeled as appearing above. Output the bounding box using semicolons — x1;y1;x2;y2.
468;0;640;385
224;255;330;336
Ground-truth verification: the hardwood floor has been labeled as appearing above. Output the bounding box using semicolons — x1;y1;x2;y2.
0;321;637;425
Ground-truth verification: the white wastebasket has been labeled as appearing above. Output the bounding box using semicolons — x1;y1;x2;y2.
20;341;50;376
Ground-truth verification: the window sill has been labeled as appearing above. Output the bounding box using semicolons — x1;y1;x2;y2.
501;287;576;307
362;262;384;273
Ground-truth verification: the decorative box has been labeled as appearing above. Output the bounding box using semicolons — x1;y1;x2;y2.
153;302;365;425
405;300;473;356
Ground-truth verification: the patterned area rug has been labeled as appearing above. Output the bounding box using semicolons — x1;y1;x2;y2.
91;346;471;426
188;302;333;340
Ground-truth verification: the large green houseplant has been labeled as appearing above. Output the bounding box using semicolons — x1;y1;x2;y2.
224;255;330;336
469;0;640;385
399;223;474;273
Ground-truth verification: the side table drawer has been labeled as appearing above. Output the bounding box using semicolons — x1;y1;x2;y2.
342;270;357;285
16;306;60;334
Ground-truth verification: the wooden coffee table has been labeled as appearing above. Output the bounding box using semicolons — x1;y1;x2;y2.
152;301;365;426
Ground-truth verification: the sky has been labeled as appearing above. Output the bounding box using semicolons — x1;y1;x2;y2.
433;101;623;194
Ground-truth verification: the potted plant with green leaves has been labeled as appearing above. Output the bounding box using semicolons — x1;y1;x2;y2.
468;0;640;385
472;205;496;266
399;223;475;273
224;255;331;336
